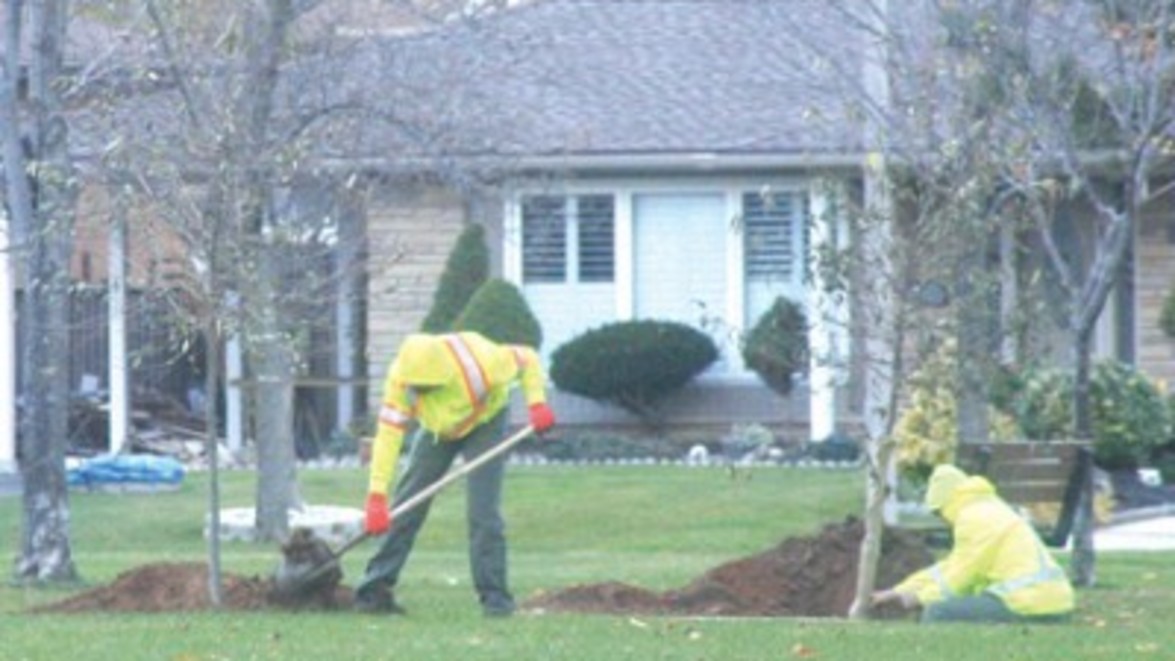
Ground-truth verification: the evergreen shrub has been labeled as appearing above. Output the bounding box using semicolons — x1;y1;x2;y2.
550;320;718;421
453;278;543;348
420;223;489;333
998;361;1172;470
741;296;808;396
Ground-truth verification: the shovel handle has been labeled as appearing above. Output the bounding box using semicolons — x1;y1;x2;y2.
390;424;535;519
347;424;536;552
278;425;537;593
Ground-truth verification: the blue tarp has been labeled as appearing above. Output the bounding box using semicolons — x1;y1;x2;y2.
67;454;185;488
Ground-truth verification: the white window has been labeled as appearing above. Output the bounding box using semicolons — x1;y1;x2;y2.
510;183;814;375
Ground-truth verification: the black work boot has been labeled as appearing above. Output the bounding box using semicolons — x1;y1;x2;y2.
353;585;407;615
480;592;516;618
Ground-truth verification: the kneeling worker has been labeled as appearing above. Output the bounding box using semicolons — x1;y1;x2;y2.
873;464;1075;623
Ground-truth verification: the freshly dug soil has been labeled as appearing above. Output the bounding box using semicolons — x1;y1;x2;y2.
31;562;354;613
33;529;355;613
522;517;933;618
33;517;931;618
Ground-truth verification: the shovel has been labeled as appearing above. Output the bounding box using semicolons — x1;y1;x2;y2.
271;424;536;600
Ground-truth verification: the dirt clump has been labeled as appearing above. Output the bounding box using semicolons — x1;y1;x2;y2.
32;562;353;614
523;517;933;618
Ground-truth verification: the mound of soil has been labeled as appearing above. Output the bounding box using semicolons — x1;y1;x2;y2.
33;518;931;618
33;562;354;614
523;517;933;618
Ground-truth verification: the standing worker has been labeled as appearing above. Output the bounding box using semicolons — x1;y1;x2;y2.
354;332;556;617
872;464;1075;623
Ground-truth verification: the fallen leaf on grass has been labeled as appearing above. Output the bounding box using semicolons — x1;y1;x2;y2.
1133;642;1159;654
628;617;649;629
791;642;818;658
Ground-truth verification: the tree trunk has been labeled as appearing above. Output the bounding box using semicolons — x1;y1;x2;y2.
204;322;224;606
252;339;300;541
9;0;78;583
251;257;301;541
955;239;991;445
850;436;895;619
1068;325;1096;586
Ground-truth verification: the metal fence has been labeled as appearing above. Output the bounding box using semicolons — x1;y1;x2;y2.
14;288;203;406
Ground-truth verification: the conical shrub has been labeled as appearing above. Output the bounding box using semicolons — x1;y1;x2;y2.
453;278;543;349
420;223;489;333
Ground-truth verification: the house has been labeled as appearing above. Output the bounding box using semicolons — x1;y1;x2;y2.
354;0;1175;439
4;0;1172;463
354;0;864;438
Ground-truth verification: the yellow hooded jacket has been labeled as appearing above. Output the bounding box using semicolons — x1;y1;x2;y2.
895;469;1075;617
367;332;548;495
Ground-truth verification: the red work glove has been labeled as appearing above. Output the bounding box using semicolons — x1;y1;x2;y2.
364;493;391;535
528;403;556;434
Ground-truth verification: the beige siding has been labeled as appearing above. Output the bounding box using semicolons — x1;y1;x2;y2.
364;182;468;407
1135;188;1175;388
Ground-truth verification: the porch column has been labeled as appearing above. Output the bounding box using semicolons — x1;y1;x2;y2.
108;202;129;454
335;286;355;432
807;183;849;443
225;334;244;453
0;213;14;473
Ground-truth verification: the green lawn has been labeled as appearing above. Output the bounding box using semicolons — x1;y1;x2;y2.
1;464;1172;660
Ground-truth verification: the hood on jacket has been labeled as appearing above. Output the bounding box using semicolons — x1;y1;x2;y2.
391;334;454;386
925;464;968;511
925;464;997;522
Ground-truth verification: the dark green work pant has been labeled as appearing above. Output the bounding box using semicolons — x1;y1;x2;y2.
355;412;512;608
923;592;1072;624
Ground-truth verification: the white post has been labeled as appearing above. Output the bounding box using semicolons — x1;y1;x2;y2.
0;212;15;473
807;185;850;444
108;204;129;454
335;288;354;432
225;334;244;453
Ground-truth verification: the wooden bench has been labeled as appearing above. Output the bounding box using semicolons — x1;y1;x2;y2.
955;441;1093;548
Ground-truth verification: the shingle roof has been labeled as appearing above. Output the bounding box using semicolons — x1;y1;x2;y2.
56;1;869;169
349;0;867;161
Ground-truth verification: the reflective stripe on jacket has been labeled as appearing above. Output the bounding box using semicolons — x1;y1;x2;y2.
894;476;1075;617
367;332;547;495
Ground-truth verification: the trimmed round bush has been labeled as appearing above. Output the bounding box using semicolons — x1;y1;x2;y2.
741;296;808;396
453;278;543;349
420;223;489;333
550;320;718;421
999;361;1172;470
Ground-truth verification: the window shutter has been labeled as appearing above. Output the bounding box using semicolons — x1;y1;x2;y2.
522;196;567;283
577;195;615;283
744;192;795;280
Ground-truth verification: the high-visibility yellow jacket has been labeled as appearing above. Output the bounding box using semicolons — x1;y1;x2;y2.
367;332;548;495
895;475;1076;617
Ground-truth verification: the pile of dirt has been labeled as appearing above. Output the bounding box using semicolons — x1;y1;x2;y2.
32;562;353;613
522;517;933;618
32;518;932;618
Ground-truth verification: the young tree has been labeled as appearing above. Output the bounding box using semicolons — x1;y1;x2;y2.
781;0;1173;610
